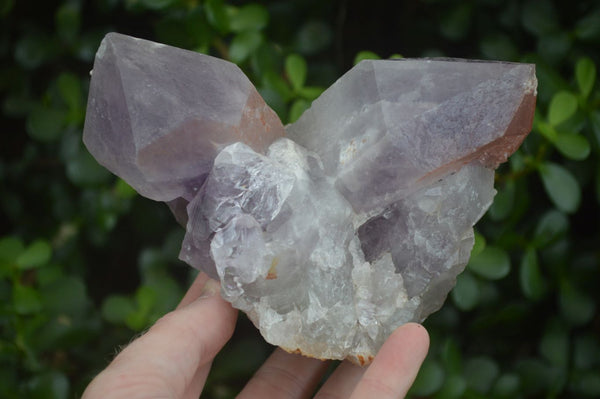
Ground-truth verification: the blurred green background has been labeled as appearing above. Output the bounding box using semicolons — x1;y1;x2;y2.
1;0;600;397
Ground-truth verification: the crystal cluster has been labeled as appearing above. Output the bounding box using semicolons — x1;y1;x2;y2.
83;33;537;364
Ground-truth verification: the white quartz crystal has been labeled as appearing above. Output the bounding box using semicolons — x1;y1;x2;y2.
189;138;495;363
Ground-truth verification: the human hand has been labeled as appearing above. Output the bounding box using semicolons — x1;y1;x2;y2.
82;273;429;399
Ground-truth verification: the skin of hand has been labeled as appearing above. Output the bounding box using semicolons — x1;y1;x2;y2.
82;273;429;399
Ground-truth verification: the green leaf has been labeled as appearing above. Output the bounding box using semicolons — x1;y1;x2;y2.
288;99;310;123
488;179;515;221
125;310;147;331
451;271;479;311
229;31;262;64
57;73;82;117
40;276;88;317
250;43;282;78
16;240;51;270
559;280;595;326
145;277;182;316
36;264;63;286
533;209;569;247
102;295;136;324
468;246;511;280
465;357;500;393
136;285;157;314
535;120;558;141
115;178;137;199
285;54;307;91
205;0;230;34
13;283;43;314
262;71;294;102
353;51;380;65
576;57;596;99
125;286;158;330
539;162;581;213
471;231;486;257
410;359;445;396
298;86;324;101
548;91;578;126
0;236;25;264
553;133;590;161
519;247;546;300
26;105;66;142
229;4;268;32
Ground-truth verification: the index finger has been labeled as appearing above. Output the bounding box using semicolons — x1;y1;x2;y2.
83;274;238;398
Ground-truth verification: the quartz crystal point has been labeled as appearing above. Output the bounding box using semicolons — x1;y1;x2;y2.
83;33;537;365
83;32;284;204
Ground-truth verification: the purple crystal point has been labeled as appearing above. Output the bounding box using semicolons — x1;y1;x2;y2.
83;33;284;203
287;59;537;212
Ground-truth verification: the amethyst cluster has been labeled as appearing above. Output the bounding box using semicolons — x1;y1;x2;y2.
84;33;536;364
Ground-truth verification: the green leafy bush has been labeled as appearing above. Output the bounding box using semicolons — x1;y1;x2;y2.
1;0;599;398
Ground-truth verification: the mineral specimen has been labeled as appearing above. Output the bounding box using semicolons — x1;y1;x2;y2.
83;33;537;364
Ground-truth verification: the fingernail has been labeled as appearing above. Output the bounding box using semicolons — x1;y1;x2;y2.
198;278;221;299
